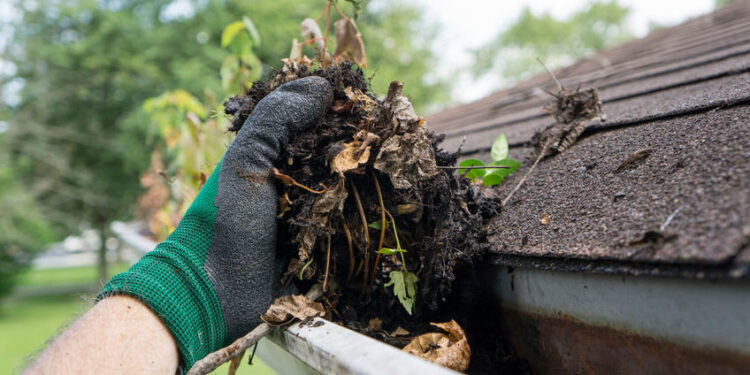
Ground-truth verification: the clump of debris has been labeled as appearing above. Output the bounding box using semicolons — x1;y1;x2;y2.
224;61;500;372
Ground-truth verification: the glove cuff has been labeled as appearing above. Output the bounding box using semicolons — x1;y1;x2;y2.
98;161;228;370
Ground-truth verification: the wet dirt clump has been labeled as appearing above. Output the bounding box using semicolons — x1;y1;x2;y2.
225;62;517;373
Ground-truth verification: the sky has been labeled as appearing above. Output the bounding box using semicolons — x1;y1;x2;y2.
413;0;715;104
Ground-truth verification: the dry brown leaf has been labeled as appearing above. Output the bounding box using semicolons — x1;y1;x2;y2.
402;320;470;372
368;317;383;331
540;212;551;225
333;18;367;67
373;81;438;190
330;130;379;174
277;191;292;219
300;18;328;60
390;326;410;336
343;86;377;128
296;178;347;261
261;294;325;326
374;127;438;190
331;141;371;174
330;99;353;113
382;81;421;133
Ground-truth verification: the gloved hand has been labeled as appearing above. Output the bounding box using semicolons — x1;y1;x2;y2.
99;77;332;369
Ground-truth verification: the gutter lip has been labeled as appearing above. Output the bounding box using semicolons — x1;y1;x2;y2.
490;252;750;281
262;318;460;375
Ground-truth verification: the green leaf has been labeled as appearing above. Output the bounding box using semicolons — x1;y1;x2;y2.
384;270;418;314
490;133;509;161
242;16;261;47
368;218;389;230
221;21;246;48
481;173;503;186
377;247;406;255
488;158;521;178
482;158;521;186
458;158;486;181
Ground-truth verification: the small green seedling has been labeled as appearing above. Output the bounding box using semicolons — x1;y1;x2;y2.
384;269;418;315
376;215;418;314
457;133;521;186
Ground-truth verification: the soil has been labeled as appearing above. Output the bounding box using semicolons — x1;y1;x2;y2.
225;63;526;374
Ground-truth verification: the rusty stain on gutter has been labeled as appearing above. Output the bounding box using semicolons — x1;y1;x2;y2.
502;309;750;375
492;266;750;374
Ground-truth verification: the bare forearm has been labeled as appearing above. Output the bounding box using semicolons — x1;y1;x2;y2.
25;295;179;375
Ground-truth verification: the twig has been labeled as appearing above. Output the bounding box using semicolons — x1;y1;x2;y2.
323;234;332;292
368;170;387;290
322;2;331;64
339;213;355;283
247;343;258;365
437;165;510;170
354;259;364;278
299;256;314;280
537;57;563;92
228;350;245;375
332;1;350;20
384;209;406;269
502;141;549;207
349;179;370;246
187;285;324;375
271;168;327;194
660;206;684;231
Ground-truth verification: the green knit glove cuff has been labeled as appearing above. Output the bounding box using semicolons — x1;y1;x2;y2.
98;161;228;369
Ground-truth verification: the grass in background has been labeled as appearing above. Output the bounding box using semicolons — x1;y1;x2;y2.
18;262;131;288
0;294;86;374
1;263;276;374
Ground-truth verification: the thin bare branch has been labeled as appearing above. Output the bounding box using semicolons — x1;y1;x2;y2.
187;285;324;375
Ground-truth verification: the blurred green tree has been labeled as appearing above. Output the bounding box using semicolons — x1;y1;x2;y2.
1;0;446;284
473;1;631;81
0;131;57;300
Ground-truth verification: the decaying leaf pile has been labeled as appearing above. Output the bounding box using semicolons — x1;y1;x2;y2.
224;62;499;364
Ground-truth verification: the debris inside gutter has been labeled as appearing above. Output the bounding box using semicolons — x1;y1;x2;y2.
224;62;499;373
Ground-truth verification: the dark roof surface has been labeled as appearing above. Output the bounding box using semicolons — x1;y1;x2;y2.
426;1;750;276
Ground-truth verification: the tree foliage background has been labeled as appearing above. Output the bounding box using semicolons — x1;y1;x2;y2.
0;0;447;298
473;1;631;82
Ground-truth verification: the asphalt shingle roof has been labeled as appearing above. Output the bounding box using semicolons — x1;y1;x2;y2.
426;0;750;277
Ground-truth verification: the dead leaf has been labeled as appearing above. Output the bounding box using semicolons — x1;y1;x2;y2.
331;141;371;174
540;212;551;225
402;320;470;371
390;326;410;336
374;127;439;190
331;130;380;174
300;18;329;62
296;178;348;261
537;87;605;157
368;317;383;331
615;148;652;173
343;87;377;128
382;81;421;133
333;18;367;67
261;294;325;326
395;203;418;215
330;99;353;113
277;191;292;219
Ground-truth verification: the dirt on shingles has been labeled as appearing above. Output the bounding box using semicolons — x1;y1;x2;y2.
489;104;750;267
225;63;523;374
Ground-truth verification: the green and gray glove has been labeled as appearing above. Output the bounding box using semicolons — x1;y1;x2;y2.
99;77;332;369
